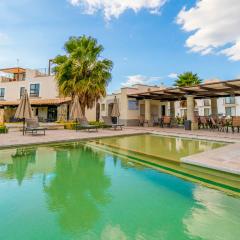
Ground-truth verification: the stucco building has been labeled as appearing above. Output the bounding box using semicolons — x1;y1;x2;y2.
0;66;239;126
0;67;96;122
99;81;240;126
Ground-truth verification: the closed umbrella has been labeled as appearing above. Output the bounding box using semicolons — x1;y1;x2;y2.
70;95;83;121
14;89;33;135
111;96;120;124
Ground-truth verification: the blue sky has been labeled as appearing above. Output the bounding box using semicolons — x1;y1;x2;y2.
1;0;240;92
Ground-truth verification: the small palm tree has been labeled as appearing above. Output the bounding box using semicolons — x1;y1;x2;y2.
174;72;202;87
53;36;113;114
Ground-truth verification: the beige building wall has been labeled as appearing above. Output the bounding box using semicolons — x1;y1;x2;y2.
0;68;98;122
98;84;166;126
85;105;97;122
0;75;58;101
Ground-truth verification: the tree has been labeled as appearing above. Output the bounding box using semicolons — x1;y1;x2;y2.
174;72;202;87
53;36;113;114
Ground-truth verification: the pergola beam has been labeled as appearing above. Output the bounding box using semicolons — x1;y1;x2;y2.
127;79;240;100
223;82;240;90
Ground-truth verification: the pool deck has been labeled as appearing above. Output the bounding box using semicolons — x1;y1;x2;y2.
1;126;240;175
0;128;148;149
181;143;240;175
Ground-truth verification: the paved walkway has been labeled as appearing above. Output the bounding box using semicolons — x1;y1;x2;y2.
182;143;240;175
0;128;147;149
128;126;240;143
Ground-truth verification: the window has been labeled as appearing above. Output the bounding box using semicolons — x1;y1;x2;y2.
0;88;5;100
225;96;235;104
225;107;236;116
203;99;210;106
204;108;210;116
101;104;105;111
128;100;139;110
30;84;40;97
20;87;25;98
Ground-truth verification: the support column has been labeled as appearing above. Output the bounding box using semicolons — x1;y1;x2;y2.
186;95;198;130
145;99;151;126
0;109;4;123
211;98;218;117
170;101;177;127
170;101;175;118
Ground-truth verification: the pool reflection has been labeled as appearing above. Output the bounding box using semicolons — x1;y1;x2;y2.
183;186;240;240
43;144;111;233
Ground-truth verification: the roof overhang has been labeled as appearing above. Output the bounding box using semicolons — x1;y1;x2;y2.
0;97;71;107
0;67;26;74
128;79;240;101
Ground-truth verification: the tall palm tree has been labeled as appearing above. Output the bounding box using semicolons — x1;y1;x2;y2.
174;72;202;87
53;36;113;114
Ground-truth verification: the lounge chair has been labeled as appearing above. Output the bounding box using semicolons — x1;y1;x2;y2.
25;118;47;135
76;118;98;132
102;116;124;130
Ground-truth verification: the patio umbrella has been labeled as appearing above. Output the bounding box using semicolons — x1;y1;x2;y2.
14;89;33;135
70;95;83;121
111;96;120;124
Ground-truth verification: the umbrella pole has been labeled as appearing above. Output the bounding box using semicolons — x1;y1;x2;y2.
23;118;25;135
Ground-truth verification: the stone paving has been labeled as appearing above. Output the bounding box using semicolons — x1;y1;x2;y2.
0;128;147;149
128;126;240;143
182;143;240;175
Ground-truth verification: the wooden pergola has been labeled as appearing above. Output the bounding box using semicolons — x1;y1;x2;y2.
128;79;240;101
127;79;240;130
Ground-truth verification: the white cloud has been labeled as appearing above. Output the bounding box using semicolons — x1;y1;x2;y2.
121;74;162;87
68;0;167;20
176;0;240;61
168;73;178;79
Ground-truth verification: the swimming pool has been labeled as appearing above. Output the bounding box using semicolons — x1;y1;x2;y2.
0;135;239;240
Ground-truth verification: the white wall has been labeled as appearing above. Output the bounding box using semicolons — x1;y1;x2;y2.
0;75;58;101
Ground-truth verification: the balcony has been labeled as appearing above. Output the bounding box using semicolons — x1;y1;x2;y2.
33;68;55;77
0;67;26;83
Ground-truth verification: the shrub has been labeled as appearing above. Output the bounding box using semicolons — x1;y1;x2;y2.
0;124;8;134
64;121;108;130
64;122;77;130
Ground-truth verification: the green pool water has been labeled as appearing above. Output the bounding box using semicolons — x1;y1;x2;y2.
95;134;226;161
0;138;239;240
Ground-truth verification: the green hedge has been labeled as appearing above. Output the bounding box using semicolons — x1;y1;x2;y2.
0;125;8;134
64;121;108;130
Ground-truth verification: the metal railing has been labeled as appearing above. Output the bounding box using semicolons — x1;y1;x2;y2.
34;68;55;77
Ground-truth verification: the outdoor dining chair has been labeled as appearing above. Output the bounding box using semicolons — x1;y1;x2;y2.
162;116;172;128
232;116;240;133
